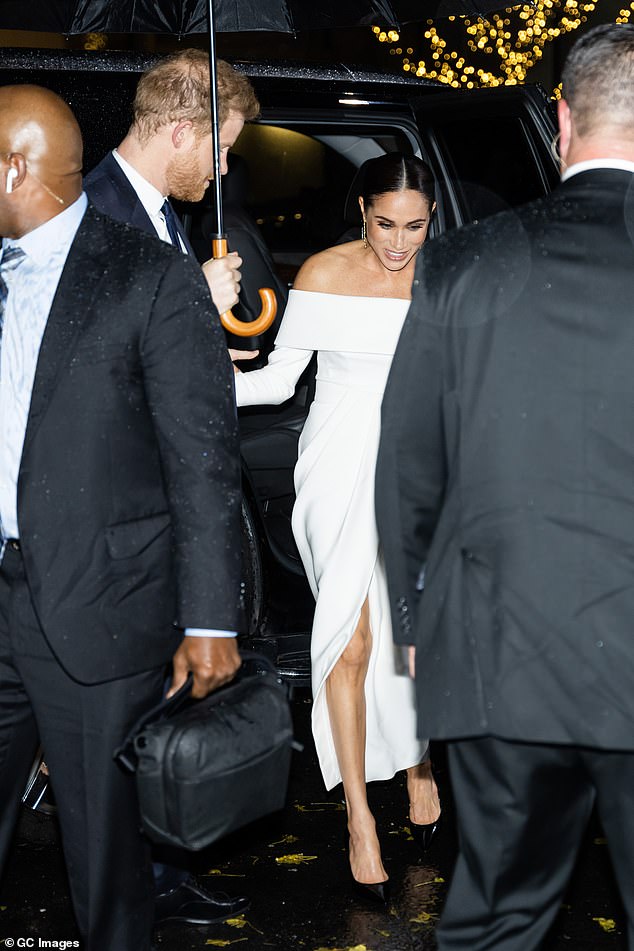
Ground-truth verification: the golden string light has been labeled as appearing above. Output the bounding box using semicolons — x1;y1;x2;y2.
373;1;634;88
83;32;108;50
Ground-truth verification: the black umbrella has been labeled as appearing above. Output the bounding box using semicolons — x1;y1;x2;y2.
0;0;502;34
0;0;508;334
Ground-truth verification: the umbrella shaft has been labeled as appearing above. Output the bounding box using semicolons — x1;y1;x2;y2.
207;0;223;238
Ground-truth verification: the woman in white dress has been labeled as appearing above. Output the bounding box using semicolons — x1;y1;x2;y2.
235;154;440;898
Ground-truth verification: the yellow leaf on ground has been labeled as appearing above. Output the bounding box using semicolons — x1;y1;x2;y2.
205;939;248;947
295;802;346;812
410;911;438;923
275;853;318;865
388;825;413;840
592;917;616;933
314;946;369;951
225;916;264;934
268;834;299;847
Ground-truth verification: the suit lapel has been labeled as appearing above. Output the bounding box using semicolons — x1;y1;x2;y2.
128;193;157;237
97;153;196;256
22;207;108;454
105;154;157;237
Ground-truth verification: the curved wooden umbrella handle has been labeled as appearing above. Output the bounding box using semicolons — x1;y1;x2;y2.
212;237;278;337
221;287;278;337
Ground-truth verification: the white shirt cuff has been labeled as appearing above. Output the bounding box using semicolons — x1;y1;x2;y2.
184;628;238;638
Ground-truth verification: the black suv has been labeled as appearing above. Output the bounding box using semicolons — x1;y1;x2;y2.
0;48;559;682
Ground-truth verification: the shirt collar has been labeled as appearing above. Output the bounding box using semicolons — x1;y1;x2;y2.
2;192;88;267
112;148;167;217
562;158;634;182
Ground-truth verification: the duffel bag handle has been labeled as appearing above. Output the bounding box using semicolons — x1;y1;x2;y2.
115;651;283;772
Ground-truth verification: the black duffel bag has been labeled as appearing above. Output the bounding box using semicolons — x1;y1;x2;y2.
115;653;297;851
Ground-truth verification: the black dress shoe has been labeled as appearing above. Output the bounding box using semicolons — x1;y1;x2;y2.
154;878;250;925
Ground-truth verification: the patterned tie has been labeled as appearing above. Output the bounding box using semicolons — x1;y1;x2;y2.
0;244;26;338
0;244;26;547
160;200;181;249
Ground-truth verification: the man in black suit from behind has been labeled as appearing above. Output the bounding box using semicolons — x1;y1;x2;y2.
377;23;634;950
0;85;242;951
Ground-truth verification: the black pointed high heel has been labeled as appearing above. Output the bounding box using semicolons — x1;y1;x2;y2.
410;814;441;851
353;878;391;904
346;831;390;904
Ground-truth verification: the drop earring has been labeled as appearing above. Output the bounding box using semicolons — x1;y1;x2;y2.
361;217;367;248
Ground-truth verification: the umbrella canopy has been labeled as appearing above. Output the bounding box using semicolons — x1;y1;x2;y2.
0;0;507;35
1;0;508;334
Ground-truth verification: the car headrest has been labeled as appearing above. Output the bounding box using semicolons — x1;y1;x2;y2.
342;163;366;227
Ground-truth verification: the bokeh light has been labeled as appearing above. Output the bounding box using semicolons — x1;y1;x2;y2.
373;1;634;90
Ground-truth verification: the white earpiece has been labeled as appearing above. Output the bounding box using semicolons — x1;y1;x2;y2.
6;169;18;194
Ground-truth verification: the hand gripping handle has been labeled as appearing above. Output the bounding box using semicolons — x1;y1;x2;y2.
213;237;277;337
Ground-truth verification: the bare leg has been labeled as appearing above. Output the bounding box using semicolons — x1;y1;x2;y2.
407;759;441;825
326;598;388;885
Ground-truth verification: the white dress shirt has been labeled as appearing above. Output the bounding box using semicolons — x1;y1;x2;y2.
112;149;186;252
0;193;88;542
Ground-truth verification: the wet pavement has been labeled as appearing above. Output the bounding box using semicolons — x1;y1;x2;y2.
0;693;628;950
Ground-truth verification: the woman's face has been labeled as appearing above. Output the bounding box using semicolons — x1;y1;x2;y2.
360;189;435;272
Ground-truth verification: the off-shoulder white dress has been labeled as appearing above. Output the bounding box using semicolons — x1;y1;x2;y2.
235;289;426;790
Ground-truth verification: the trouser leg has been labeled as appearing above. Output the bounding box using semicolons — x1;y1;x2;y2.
2;546;164;951
0;560;40;872
585;747;634;947
437;736;595;951
26;657;164;951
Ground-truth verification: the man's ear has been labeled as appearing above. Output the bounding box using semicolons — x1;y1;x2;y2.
557;98;573;166
4;152;27;193
171;120;195;150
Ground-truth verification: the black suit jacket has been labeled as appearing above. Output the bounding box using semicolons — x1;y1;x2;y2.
376;169;634;750
18;204;242;685
84;151;195;254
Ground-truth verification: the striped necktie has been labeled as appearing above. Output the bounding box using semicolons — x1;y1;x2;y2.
0;244;26;547
0;244;26;351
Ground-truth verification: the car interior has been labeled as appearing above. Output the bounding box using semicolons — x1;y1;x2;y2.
0;50;559;676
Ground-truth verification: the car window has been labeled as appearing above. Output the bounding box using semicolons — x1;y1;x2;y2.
431;115;549;224
229;124;355;281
